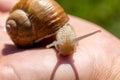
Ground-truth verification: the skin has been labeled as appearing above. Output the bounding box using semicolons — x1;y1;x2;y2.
0;0;120;80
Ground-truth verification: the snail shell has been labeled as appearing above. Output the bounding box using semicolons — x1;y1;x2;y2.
6;0;69;47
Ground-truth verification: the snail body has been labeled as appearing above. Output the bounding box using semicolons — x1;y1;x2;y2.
6;0;68;47
47;24;101;56
47;24;76;56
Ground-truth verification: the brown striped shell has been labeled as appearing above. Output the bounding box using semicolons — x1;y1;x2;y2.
6;0;69;47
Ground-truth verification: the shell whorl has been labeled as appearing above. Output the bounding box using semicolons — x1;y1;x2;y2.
6;0;69;47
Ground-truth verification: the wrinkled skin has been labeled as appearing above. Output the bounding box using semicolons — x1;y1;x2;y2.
0;0;120;80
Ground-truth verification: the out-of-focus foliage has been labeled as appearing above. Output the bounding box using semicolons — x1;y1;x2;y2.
56;0;120;38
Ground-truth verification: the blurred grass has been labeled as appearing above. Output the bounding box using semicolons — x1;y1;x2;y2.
56;0;120;38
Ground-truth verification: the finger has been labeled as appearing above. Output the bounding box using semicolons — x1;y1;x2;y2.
1;15;120;80
69;16;120;80
0;0;19;12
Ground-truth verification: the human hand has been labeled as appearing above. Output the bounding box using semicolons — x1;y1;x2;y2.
0;0;120;80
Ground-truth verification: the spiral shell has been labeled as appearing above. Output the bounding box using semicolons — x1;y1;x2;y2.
6;0;69;47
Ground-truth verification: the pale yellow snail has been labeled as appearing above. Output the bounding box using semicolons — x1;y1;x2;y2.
6;0;101;56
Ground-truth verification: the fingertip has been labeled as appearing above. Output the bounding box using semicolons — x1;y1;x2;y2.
0;0;19;12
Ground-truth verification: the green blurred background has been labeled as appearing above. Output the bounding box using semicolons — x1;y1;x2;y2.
56;0;120;38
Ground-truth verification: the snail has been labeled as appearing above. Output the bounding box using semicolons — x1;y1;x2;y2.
6;0;101;56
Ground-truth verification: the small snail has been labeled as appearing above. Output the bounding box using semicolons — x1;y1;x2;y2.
6;0;101;56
